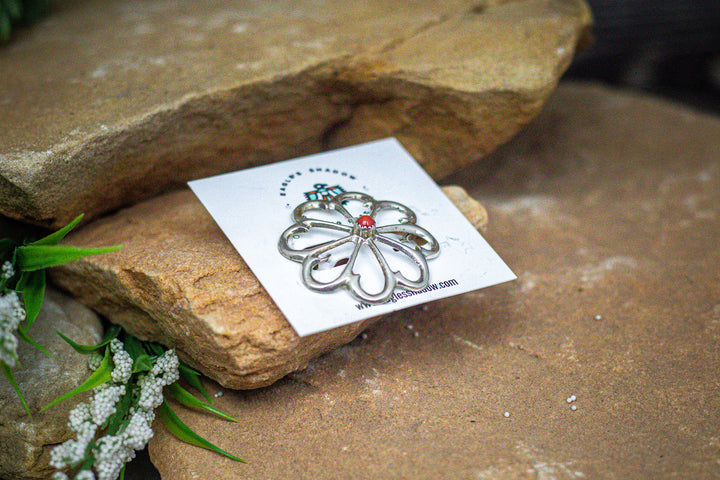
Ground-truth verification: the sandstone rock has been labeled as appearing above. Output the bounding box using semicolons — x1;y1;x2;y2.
0;289;103;480
147;83;720;480
49;186;488;389
440;185;488;231
0;0;592;228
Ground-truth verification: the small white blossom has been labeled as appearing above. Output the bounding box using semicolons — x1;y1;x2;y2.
50;416;98;469
121;409;154;450
74;470;96;480
0;290;25;366
150;349;180;386
137;374;164;411
87;352;103;371
50;439;86;469
68;402;92;431
92;435;123;462
77;423;97;450
109;339;132;384
93;435;135;480
0;333;18;365
1;261;14;280
90;385;125;426
51;472;69;480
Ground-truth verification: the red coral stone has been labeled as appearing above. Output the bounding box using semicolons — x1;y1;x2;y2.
356;215;375;228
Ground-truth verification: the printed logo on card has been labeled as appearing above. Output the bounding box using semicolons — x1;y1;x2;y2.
303;183;345;201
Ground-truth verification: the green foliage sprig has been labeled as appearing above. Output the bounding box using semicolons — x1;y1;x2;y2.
46;328;243;480
0;0;49;43
2;214;244;479
1;214;121;416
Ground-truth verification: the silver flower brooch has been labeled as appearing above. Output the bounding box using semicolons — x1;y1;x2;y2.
278;192;440;304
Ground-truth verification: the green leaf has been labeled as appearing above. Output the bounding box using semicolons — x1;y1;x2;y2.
3;0;21;20
180;363;213;403
105;385;135;432
0;11;11;43
132;354;153;373
56;323;121;354
158;400;245;462
123;333;148;359
16;244;123;271
179;362;199;375
1;361;31;417
41;346;112;412
167;383;237;422
0;238;14;259
120;465;125;480
30;214;84;246
14;270;27;290
146;342;165;356
16;328;51;356
18;269;45;328
10;246;18;273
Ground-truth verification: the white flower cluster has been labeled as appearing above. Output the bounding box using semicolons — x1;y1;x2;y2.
0;289;25;366
1;261;14;281
90;384;126;426
87;352;103;371
52;468;97;480
109;339;132;384
51;340;180;480
138;350;179;410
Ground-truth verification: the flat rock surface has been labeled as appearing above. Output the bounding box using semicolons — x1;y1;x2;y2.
49;186;488;390
0;0;591;227
0;289;103;480
147;82;720;479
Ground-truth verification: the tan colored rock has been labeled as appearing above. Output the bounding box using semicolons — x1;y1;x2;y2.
49;186;488;389
0;289;103;480
147;83;720;480
0;0;592;228
440;185;488;231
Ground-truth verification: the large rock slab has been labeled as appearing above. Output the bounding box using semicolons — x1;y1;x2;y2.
0;289;103;480
147;83;720;479
49;186;487;389
0;0;592;228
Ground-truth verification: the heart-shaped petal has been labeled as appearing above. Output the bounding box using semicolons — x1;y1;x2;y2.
278;192;440;304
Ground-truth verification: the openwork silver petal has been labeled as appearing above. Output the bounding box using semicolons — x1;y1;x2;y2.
278;192;440;304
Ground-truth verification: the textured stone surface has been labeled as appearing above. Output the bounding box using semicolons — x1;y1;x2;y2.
147;83;720;479
0;289;103;480
49;186;487;390
0;0;591;228
440;185;488;232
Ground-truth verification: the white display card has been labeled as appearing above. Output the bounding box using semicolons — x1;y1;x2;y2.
189;138;515;336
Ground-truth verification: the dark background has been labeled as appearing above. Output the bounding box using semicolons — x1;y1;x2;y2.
567;0;720;113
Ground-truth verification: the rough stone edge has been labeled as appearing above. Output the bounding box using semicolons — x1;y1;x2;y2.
48;186;488;390
0;1;593;228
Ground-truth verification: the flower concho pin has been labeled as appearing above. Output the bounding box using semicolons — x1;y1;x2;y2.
278;192;440;304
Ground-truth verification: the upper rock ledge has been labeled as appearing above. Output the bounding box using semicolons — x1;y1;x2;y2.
0;0;592;227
